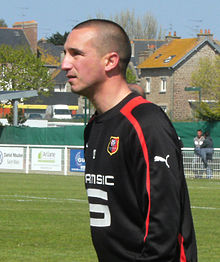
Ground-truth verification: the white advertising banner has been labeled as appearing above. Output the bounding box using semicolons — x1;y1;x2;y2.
0;147;24;170
31;148;62;171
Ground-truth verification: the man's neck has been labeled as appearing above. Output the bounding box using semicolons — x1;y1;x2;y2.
90;80;131;114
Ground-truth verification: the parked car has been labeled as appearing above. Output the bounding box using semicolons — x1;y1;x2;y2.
28;113;43;120
51;105;72;119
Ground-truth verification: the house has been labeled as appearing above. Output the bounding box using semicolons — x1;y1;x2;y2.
12;20;38;53
138;30;220;121
0;27;31;50
37;39;70;92
129;39;167;79
0;21;68;93
0;21;79;117
0;22;36;116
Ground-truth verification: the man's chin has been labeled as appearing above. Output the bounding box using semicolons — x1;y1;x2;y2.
71;85;86;96
71;86;80;94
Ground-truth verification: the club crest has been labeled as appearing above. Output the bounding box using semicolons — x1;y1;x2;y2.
107;136;119;156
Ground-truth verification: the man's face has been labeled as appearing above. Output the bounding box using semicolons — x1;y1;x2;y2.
197;130;202;138
62;27;105;97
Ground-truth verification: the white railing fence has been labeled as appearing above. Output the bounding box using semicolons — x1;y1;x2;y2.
0;145;220;179
0;144;84;176
182;148;220;179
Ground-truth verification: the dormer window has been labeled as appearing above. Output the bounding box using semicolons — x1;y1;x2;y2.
163;55;176;63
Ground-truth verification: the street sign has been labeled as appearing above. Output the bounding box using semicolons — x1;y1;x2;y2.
185;87;201;91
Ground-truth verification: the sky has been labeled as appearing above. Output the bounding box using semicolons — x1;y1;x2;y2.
1;0;220;41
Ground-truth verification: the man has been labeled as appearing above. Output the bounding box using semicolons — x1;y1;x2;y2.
62;19;197;262
194;129;204;156
193;129;205;178
200;131;214;178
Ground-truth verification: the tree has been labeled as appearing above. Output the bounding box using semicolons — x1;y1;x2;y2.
0;45;54;93
6;109;26;126
47;31;69;45
48;10;163;46
0;45;54;125
191;56;220;121
126;67;137;84
94;9;164;39
0;19;7;27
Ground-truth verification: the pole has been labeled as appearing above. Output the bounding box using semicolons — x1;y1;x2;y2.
13;99;19;126
88;100;91;119
84;97;87;126
199;89;201;104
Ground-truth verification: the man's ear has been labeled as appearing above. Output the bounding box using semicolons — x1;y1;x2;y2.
104;52;120;72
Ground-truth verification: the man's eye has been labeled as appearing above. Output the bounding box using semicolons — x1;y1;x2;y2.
70;49;84;56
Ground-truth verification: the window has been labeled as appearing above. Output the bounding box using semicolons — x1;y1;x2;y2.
145;78;151;93
160;78;167;93
131;42;135;57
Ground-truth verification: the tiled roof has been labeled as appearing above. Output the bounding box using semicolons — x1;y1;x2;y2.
0;28;30;49
138;38;200;69
131;39;166;67
37;41;63;66
38;40;63;59
51;68;68;84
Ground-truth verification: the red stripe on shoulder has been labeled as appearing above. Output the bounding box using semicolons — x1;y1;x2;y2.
121;96;151;113
120;96;151;241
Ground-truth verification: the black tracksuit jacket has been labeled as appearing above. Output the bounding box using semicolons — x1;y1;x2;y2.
84;93;197;262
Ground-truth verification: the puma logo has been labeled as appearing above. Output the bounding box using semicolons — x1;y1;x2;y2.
154;155;170;168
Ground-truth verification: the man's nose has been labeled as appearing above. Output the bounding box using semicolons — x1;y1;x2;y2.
61;58;68;71
61;56;71;71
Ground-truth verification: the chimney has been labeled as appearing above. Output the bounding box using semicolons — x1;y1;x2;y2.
13;20;38;53
165;31;181;41
138;44;156;64
197;29;213;41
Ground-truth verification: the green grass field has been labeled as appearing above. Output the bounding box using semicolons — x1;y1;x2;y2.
0;173;219;262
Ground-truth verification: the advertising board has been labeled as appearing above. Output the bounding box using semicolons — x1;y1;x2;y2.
31;148;62;171
70;149;85;172
0;147;24;170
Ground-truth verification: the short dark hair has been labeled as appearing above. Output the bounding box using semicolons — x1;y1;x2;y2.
73;19;131;77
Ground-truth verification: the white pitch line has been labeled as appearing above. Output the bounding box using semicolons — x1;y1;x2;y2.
191;206;220;210
0;195;87;203
1;195;219;210
188;186;220;190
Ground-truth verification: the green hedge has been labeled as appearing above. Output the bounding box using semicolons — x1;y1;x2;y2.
0;121;219;147
0;125;85;146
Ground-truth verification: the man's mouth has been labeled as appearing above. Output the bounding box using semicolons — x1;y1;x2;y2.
67;75;77;82
67;74;76;78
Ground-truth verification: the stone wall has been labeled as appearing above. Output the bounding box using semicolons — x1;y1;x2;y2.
140;44;217;120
